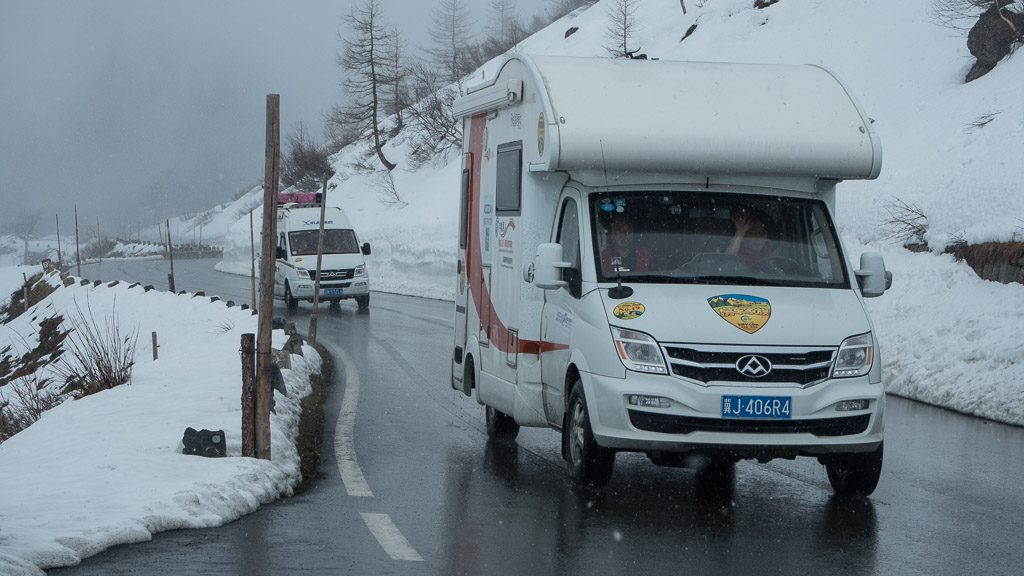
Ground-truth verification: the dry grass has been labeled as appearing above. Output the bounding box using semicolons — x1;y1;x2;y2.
52;298;138;400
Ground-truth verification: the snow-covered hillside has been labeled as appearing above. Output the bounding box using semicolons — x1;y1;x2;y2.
210;0;1024;424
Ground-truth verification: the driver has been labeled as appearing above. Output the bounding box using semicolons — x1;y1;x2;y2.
601;213;653;275
725;210;775;266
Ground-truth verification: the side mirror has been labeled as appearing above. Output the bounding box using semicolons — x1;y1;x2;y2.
533;243;571;290
855;252;892;298
361;242;371;256
276;247;286;260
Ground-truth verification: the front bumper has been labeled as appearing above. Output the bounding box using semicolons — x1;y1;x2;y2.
582;370;884;458
290;278;370;300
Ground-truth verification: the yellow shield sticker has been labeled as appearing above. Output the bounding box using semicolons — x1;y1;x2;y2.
707;294;771;334
612;301;646;320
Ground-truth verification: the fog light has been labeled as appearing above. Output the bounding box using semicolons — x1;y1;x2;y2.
628;395;671;409
835;399;869;412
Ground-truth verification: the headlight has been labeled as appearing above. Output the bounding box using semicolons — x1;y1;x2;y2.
296;268;310;279
833;333;873;378
354;265;366;277
611;326;667;374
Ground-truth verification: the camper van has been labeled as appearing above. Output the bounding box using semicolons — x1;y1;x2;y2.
274;203;371;313
450;55;891;496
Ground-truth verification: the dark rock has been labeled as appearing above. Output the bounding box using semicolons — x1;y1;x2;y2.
565;26;579;38
966;2;1024;82
181;427;227;458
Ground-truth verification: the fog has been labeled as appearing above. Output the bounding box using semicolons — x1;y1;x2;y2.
0;0;551;239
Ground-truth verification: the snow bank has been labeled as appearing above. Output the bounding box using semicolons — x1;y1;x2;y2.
0;274;318;575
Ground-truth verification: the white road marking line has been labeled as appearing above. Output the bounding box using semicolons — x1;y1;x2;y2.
360;513;424;562
334;345;374;497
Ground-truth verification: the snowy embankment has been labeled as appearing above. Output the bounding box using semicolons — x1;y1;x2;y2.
0;267;318;575
216;0;1023;425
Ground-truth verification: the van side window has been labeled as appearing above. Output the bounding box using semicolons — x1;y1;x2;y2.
496;141;522;214
557;199;582;298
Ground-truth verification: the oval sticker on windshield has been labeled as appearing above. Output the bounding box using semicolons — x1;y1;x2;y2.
613;301;645;320
708;294;771;334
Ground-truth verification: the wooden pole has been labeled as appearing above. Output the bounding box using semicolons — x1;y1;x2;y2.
152;331;159;361
22;273;29;313
308;177;329;344
55;214;63;266
250;210;257;309
240;333;256;458
166;219;176;292
256;93;281;461
74;205;81;276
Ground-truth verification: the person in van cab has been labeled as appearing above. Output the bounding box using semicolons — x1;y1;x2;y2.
601;212;653;275
725;209;775;266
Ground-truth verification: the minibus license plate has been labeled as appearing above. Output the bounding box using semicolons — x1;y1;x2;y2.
721;395;792;419
324;288;344;297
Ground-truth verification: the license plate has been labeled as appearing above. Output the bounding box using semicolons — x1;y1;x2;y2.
324;288;344;297
721;395;792;419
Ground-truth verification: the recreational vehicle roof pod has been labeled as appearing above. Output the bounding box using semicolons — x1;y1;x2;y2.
451;54;890;497
456;54;881;180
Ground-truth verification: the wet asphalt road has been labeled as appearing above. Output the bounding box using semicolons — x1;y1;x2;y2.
52;259;1024;576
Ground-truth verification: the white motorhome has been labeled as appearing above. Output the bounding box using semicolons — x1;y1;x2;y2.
274;203;371;313
450;54;892;496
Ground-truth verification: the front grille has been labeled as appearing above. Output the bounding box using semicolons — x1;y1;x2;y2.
629;410;870;437
312;269;353;281
662;344;835;385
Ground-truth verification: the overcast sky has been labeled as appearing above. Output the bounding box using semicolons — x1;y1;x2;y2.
0;0;551;239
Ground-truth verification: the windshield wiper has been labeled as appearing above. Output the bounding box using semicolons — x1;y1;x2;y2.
682;275;789;287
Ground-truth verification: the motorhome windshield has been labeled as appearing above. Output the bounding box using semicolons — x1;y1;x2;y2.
590;191;850;289
288;229;359;256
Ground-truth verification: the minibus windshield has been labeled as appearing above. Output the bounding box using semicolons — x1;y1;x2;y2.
590;191;850;289
288;229;359;256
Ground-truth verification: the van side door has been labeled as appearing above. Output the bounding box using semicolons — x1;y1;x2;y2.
540;193;583;426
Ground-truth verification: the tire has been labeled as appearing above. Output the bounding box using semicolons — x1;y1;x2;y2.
285;282;298;314
564;384;615;487
825;443;883;497
356;294;370;311
485;406;520;441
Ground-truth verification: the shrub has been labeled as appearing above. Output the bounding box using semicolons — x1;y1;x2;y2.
52;298;138;399
0;374;62;444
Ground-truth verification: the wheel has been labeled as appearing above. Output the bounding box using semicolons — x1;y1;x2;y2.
825;443;883;497
564;384;615;487
285;282;298;314
356;294;370;311
485;406;520;441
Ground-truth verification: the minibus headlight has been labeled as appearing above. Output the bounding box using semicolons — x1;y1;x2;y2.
296;268;310;279
354;265;366;277
833;333;873;378
611;327;667;374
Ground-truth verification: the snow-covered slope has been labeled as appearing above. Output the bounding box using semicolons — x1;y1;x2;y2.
213;0;1024;423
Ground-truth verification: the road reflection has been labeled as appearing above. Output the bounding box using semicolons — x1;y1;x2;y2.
441;440;878;576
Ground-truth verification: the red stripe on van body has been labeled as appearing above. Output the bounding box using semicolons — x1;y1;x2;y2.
465;114;565;357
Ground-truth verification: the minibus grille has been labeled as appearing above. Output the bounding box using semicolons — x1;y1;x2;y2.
628;411;870;437
662;344;836;386
312;269;354;281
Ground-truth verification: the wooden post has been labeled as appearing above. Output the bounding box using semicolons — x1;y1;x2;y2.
152;331;159;361
22;273;29;313
166;219;176;292
240;333;256;458
55;214;63;267
308;177;329;344
74;205;81;276
250;210;257;310
256;93;281;460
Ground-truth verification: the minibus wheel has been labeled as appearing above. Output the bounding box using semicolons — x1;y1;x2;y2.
285;282;298;314
824;442;883;497
485;406;520;441
565;384;615;487
356;295;370;311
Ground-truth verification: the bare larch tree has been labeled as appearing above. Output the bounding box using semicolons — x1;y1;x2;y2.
604;0;641;58
338;0;397;171
428;0;475;85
